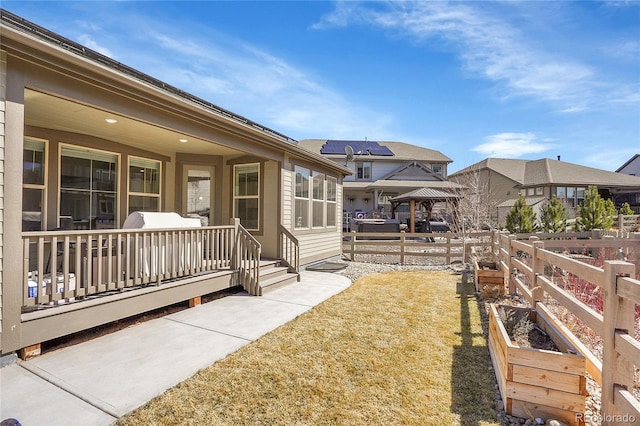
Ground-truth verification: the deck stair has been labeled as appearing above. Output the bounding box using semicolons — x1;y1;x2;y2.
258;258;299;295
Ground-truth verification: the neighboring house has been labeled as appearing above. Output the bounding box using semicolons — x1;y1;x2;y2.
297;139;461;226
617;154;640;176
449;157;640;224
0;10;350;357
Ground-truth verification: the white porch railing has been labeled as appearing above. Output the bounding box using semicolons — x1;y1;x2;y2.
22;225;236;307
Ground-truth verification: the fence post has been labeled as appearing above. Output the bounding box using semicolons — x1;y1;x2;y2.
530;239;544;303
617;214;623;232
400;232;405;265
350;231;356;261
601;260;636;423
508;234;516;294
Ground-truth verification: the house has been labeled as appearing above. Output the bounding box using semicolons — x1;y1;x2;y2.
297;139;462;227
617;154;640;176
0;10;350;357
449;157;640;224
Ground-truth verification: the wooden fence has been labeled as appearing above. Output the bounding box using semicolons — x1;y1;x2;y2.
495;233;640;424
342;231;493;265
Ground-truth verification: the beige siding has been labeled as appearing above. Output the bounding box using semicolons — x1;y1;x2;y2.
0;49;6;338
298;230;342;265
281;168;292;229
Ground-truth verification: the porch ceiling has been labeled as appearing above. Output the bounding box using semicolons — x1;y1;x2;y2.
25;89;244;157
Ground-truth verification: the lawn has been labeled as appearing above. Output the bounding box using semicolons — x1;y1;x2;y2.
118;271;499;425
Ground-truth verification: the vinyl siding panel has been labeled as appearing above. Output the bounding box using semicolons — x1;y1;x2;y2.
0;49;6;331
282;168;292;229
298;230;342;265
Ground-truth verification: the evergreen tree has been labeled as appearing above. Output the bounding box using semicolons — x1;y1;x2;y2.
576;186;615;231
505;193;537;233
619;202;634;215
540;195;567;233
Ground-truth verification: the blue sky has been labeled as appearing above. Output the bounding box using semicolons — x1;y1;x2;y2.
4;1;639;173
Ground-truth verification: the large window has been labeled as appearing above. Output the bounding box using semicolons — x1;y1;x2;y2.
556;186;586;208
312;172;325;227
356;162;372;180
128;157;161;214
234;164;259;230
60;145;118;230
294;167;310;229
326;176;337;227
23;138;47;231
295;167;338;230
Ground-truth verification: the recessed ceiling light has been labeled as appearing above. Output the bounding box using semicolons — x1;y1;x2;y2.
179;138;188;143
105;118;118;124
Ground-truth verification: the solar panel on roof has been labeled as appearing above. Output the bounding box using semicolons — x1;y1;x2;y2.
320;140;394;156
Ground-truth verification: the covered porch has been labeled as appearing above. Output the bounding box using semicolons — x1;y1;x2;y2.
390;188;461;233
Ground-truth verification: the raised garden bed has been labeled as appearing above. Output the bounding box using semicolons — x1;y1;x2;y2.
474;260;504;298
488;304;587;425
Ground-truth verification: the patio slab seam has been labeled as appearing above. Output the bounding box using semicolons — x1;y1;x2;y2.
17;362;120;419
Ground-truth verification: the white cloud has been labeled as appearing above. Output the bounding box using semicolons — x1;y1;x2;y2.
472;132;555;158
125;21;393;140
314;2;638;112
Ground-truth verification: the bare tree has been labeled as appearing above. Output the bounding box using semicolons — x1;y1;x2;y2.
452;163;497;235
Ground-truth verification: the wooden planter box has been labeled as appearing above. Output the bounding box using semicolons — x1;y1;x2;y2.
474;260;504;298
488;304;587;425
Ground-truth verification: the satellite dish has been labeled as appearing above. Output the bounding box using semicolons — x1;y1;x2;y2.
344;145;355;165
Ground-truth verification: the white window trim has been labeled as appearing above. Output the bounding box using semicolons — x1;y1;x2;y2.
23;137;49;230
127;156;162;214
356;162;372;181
326;176;337;228
233;163;260;231
294;166;310;230
312;171;325;229
58;142;120;229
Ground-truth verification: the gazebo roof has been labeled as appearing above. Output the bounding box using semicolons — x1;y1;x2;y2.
390;187;460;203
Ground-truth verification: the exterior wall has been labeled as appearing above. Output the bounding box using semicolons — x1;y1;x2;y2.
0;49;6;351
618;157;640;176
281;167;292;229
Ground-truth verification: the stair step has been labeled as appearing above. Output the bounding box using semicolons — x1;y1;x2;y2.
259;272;299;295
259;265;289;280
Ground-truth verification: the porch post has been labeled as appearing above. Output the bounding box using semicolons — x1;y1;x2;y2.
410;199;416;233
230;217;240;270
1;59;26;354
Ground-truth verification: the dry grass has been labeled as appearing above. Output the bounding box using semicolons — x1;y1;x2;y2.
118;271;498;426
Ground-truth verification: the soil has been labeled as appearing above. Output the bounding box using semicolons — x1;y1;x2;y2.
497;305;560;352
40;286;243;355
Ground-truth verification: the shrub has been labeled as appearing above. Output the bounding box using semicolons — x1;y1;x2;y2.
575;186;615;231
540;195;567;233
505;193;537;233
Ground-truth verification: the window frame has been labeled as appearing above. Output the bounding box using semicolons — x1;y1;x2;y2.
58;143;120;230
326;176;337;228
294;166;310;230
23;137;48;230
312;171;325;228
127;156;162;214
233;163;260;231
356;161;372;181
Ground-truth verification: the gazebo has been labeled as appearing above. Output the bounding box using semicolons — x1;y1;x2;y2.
390;187;461;233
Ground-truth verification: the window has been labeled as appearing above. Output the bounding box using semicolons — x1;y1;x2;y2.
23;138;47;231
234;164;259;230
60;145;118;229
294;167;309;229
326;177;337;227
535;187;544;196
527;188;534;196
356;162;372;180
577;187;586;205
566;187;576;207
312;172;325;227
431;164;443;175
556;187;566;199
128;157;161;214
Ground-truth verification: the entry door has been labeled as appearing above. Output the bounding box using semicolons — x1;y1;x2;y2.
183;165;214;225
